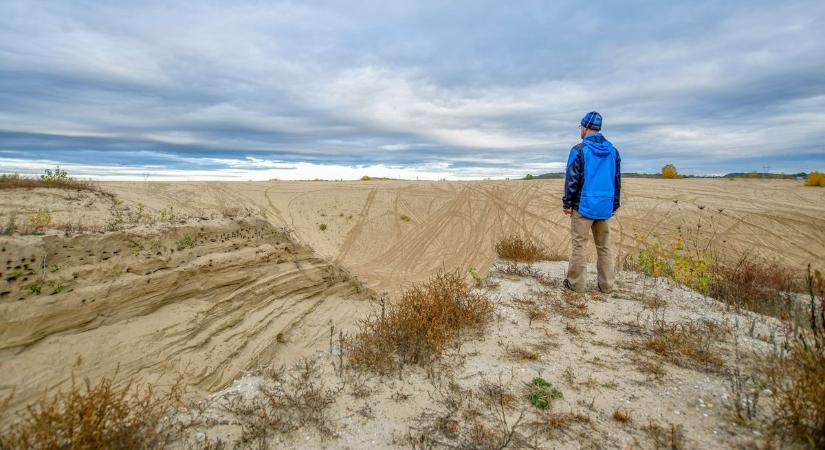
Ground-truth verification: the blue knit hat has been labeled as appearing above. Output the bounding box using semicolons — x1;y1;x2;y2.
580;111;602;131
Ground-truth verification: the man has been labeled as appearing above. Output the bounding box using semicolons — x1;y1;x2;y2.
562;111;621;293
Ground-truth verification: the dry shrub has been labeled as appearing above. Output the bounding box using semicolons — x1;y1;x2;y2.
641;320;729;371
0;376;184;450
224;359;342;444
708;254;803;319
612;408;632;424
511;295;547;326
762;266;825;448
495;235;563;262
350;270;493;373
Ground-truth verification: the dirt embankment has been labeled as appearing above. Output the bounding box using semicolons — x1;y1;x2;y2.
0;218;373;419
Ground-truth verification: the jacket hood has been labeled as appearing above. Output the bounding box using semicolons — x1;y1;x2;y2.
583;134;614;157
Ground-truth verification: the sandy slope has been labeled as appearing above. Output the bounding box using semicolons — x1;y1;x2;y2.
101;178;825;294
0;218;372;418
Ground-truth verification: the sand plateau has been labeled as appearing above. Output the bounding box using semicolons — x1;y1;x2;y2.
1;178;824;441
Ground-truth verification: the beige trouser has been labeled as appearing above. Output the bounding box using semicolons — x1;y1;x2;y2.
567;210;614;293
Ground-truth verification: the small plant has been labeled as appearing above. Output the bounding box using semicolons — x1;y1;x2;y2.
319;223;327;231
525;377;562;409
27;209;52;231
175;234;194;251
28;283;42;295
49;264;60;273
400;214;411;222
50;281;66;294
360;175;371;181
468;267;483;287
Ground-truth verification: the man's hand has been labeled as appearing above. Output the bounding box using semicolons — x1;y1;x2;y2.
563;208;572;216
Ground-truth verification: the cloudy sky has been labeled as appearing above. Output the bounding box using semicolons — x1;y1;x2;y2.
1;0;824;180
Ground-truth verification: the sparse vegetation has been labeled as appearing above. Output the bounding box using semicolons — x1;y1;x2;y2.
495;234;562;262
761;266;825;448
319;223;327;231
641;320;729;371
400;214;411;222
0;167;99;192
360;175;371;181
349;269;493;373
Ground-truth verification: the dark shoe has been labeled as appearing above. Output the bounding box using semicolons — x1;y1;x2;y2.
563;279;575;291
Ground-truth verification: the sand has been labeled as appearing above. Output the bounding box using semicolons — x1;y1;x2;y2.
1;178;823;443
101;178;825;292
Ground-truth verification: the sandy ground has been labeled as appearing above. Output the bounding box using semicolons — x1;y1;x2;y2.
1;179;823;443
179;261;783;449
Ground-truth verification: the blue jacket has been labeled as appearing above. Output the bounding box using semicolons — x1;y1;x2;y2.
562;133;621;220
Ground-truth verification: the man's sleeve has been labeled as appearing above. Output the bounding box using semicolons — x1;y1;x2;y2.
613;151;621;212
562;146;583;209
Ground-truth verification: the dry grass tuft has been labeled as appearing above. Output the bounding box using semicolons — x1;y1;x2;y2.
612;408;632;424
496;262;559;287
495;234;564;262
0;375;184;450
349;270;493;373
506;345;540;362
641;320;729;371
